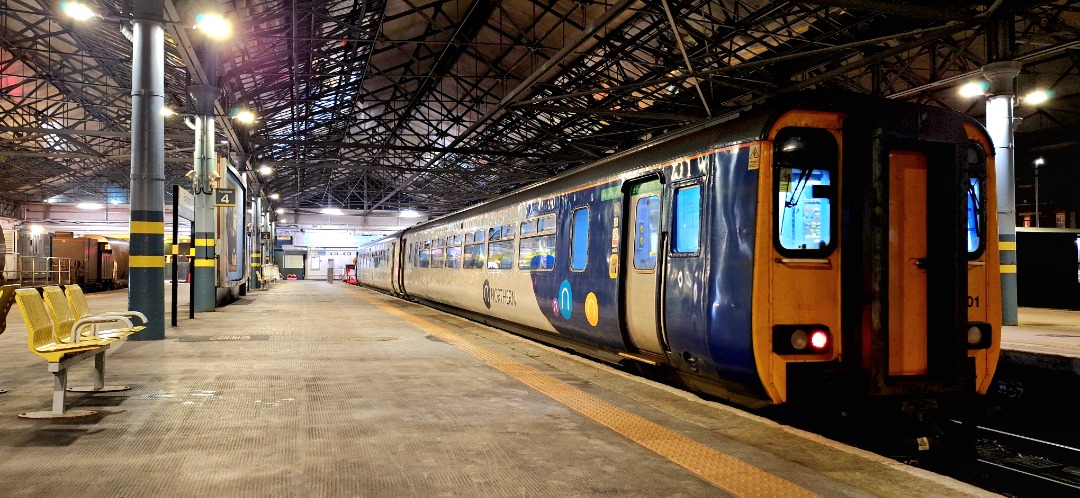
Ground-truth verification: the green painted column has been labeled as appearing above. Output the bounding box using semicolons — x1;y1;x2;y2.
127;0;165;340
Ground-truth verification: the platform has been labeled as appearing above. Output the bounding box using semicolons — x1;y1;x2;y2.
0;281;996;497
1002;308;1080;375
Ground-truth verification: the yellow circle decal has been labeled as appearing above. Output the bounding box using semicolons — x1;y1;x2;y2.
585;292;599;327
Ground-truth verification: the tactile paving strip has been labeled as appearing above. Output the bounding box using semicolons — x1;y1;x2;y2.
347;287;819;498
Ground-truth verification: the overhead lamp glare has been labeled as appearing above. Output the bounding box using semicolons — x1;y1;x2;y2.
234;110;256;124
1023;89;1051;105
269;193;280;200
77;202;104;210
400;209;420;218
258;164;273;175
194;13;231;39
958;81;988;98
61;2;97;21
321;208;343;215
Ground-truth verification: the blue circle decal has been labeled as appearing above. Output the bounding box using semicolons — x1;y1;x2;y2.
558;280;573;319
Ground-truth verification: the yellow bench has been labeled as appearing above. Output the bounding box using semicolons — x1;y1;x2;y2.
60;284;147;339
14;288;132;419
255;271;270;290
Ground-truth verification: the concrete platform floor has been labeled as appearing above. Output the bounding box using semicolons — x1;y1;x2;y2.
0;280;996;497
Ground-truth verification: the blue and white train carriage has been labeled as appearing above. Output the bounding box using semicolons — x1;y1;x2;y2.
356;91;1001;449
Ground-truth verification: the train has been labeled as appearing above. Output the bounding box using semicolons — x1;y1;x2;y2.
6;229;130;292
353;90;1001;463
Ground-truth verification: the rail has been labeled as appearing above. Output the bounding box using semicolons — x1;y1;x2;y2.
18;255;73;287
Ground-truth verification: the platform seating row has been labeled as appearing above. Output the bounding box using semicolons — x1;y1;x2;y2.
3;284;146;419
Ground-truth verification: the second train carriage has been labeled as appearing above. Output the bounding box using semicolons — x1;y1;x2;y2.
356;91;1001;430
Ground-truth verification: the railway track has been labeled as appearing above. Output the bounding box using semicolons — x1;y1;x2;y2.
943;421;1080;496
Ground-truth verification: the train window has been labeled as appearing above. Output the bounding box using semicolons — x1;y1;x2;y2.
773;128;837;256
464;241;486;269
965;145;987;257
430;238;445;269
420;240;431;268
634;196;661;270
447;235;463;269
571;207;589;271
520;219;537;236
489;239;514;269
672;185;701;253
537;214;556;234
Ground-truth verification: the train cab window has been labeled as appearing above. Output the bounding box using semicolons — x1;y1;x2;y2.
965;145;987;257
773;128;837;256
571;207;589;271
488;225;515;269
672;185;701;253
447;235;463;269
519;214;557;271
634;196;660;270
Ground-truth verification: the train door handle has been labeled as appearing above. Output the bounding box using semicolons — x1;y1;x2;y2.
915;258;928;269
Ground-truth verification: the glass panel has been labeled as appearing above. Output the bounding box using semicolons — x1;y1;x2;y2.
446;244;462;269
430;242;444;268
634;196;660;270
571;208;589;271
520;219;537;236
518;234;557;270
966;178;982;254
773;128;837;255
673;185;701;253
489;240;514;269
464;243;486;269
776;169;831;251
537;214;557;234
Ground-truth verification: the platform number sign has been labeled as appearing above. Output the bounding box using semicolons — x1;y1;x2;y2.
214;188;236;207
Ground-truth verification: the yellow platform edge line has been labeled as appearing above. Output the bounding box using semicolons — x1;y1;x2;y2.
346;286;819;498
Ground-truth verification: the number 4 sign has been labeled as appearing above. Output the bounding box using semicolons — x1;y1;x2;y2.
215;188;236;206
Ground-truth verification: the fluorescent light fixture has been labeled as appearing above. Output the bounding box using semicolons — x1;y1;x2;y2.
195;13;231;39
321;208;343;215
77;202;104;210
1023;89;1050;105
61;1;97;21
269;193;280;200
275;208;285;214
400;209;420;218
258;164;273;175
234;110;256;124
958;81;987;98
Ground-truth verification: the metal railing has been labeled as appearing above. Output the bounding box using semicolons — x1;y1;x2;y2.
18;256;73;287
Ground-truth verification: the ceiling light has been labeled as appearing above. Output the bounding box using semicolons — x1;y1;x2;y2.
194;13;231;39
275;208;285;214
258;164;273;175
269;193;280;200
958;81;988;98
278;218;286;223
161;107;176;117
30;225;45;235
234;110;256;124
77;202;104;210
321;208;343;215
61;1;97;21
1023;89;1051;105
400;209;420;218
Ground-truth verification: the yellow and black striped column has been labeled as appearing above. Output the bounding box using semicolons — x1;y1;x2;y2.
128;0;166;340
190;79;219;312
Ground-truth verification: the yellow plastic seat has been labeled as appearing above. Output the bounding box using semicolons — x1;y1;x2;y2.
42;286;143;343
64;284;148;328
15;288;113;363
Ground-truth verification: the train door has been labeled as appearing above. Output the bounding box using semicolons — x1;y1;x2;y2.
390;241;402;294
622;177;664;355
885;146;968;379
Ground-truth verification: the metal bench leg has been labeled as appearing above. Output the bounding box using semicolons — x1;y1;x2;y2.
68;350;130;394
52;369;68;415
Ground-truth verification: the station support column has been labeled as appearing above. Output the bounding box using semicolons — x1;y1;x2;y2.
983;60;1022;326
128;0;165;340
190;83;219;312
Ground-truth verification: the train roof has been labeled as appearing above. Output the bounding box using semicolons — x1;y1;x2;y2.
361;90;990;245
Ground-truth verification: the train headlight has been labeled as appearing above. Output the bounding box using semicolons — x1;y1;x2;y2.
966;322;992;349
773;325;832;355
